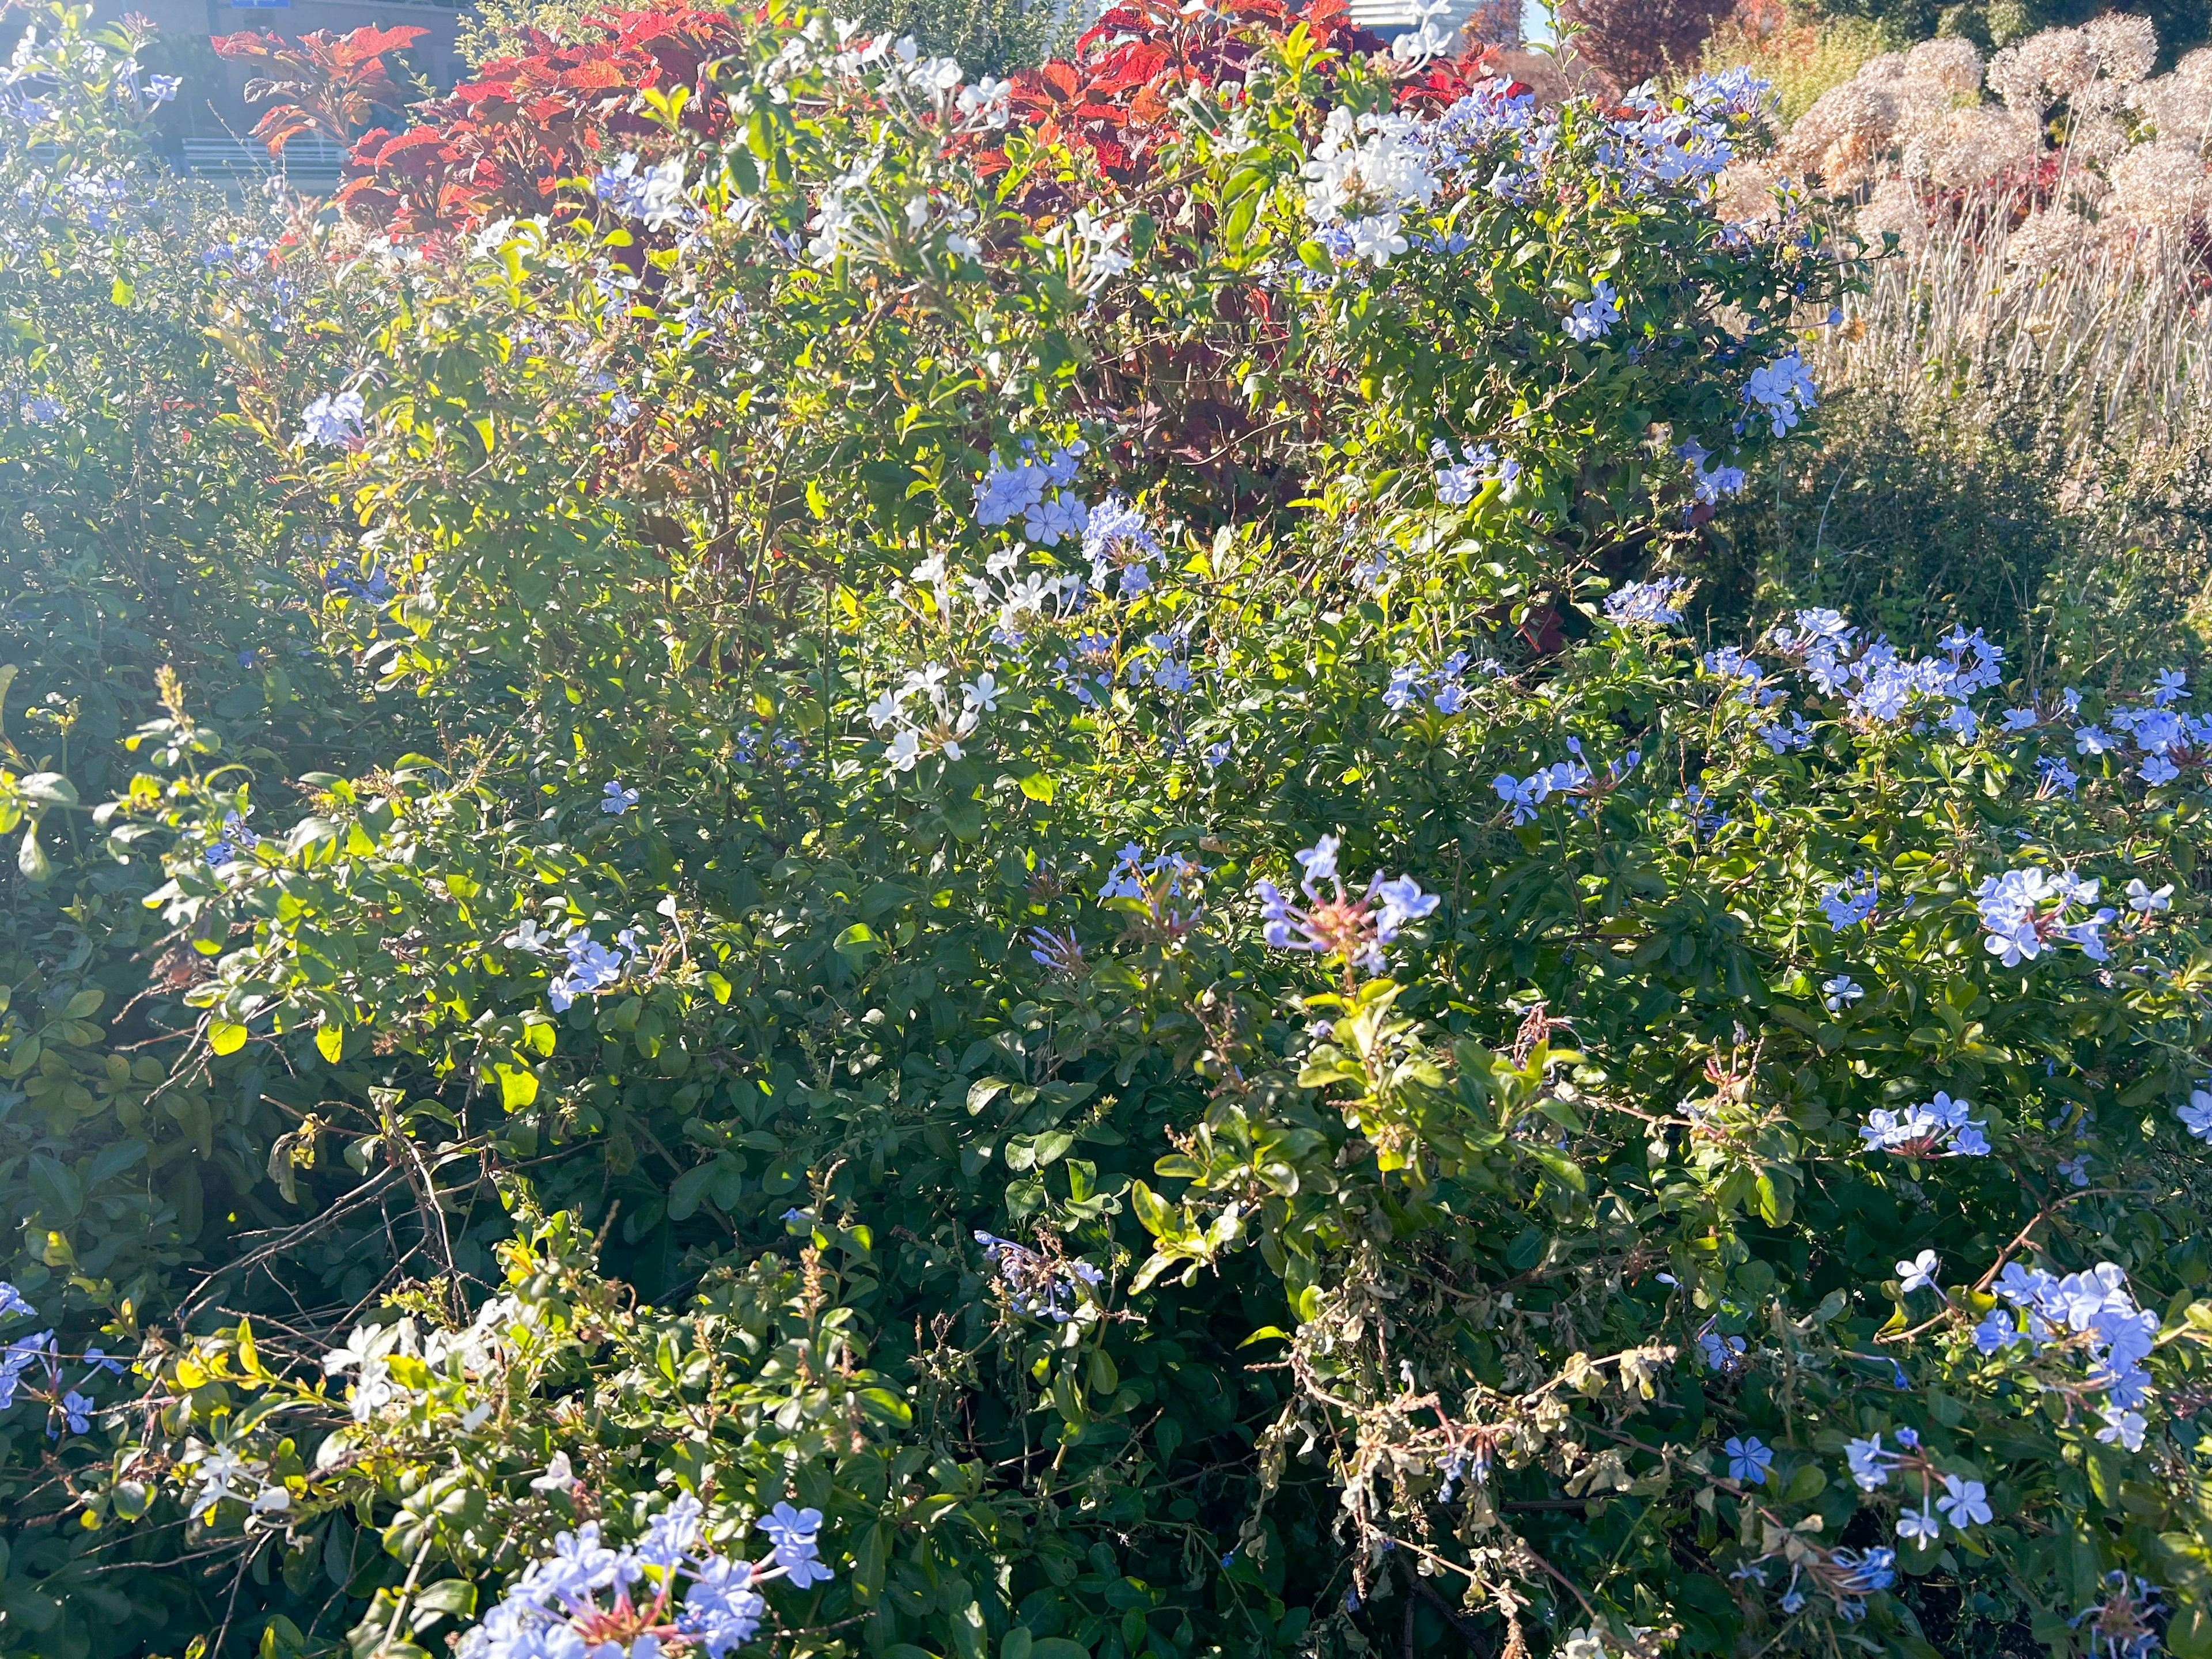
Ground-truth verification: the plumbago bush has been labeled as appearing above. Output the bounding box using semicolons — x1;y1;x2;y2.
16;3;2212;1659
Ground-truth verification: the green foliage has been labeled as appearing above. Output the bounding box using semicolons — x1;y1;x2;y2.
6;8;2212;1659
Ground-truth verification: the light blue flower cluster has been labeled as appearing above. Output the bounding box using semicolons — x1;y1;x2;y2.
1096;842;1200;904
1973;1261;2154;1445
1817;871;1877;929
1974;867;2112;966
1771;611;2001;734
1590;84;1745;197
1844;1425;1994;1545
1050;631;1117;709
1741;351;1817;436
1676;440;1748;507
547;927;634;1013
1562;279;1620;343
205;809;259;869
1131;629;1195;694
0;1287;116;1440
1858;1092;1988;1158
1255;834;1438;977
300;390;364;449
459;1495;831;1659
591;151;692;232
1430;438;1518;505
1081;495;1160;597
1493;754;1590;824
974;1231;1104;1321
115;55;180;115
1601;579;1684;628
974;440;1088;547
1384;650;1488;714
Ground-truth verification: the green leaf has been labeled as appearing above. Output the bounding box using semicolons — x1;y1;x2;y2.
209;1020;248;1056
316;1022;345;1063
16;824;48;883
492;1062;539;1109
1018;771;1057;804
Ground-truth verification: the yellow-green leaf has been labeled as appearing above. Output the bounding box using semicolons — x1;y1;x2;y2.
209;1020;248;1056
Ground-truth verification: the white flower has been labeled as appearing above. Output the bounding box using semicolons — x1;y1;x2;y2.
531;1450;578;1491
1897;1250;1940;1294
885;729;922;771
961;672;1000;712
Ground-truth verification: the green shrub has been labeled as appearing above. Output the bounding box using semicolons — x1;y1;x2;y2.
8;9;2212;1659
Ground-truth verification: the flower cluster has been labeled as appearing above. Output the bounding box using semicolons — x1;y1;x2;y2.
1080;496;1160;598
974;1232;1103;1322
592;151;692;232
1602;578;1687;628
1974;867;2114;966
1384;649;1489;714
546;927;635;1013
1431;438;1519;505
1975;1260;2156;1441
1858;1092;1989;1158
1817;872;1877;929
973;441;1087;546
866;663;997;770
1301;105;1441;267
459;1496;832;1659
300;389;364;449
1676;439;1748;508
1740;351;1817;435
1255;834;1438;979
1494;755;1592;824
1563;279;1622;343
1842;1426;1995;1545
1771;611;2002;732
205;809;259;869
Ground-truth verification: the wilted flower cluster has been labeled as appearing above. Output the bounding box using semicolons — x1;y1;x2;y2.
457;1495;832;1659
1255;834;1438;978
974;1232;1103;1322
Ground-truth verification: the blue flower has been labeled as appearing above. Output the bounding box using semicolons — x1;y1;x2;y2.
1562;279;1621;342
1602;578;1684;628
1724;1435;1773;1484
299;390;363;449
601;780;639;815
1818;872;1877;929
